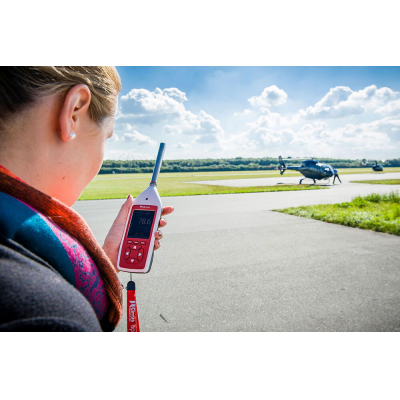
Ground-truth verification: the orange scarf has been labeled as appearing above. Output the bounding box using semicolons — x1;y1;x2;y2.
0;166;123;329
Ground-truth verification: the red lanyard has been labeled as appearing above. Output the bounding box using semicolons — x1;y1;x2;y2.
127;280;140;332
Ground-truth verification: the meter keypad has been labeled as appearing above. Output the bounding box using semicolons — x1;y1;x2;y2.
124;241;147;265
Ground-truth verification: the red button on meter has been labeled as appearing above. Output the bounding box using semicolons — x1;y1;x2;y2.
130;250;138;258
124;248;130;260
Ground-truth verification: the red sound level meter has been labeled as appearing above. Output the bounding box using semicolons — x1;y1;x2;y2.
117;143;165;273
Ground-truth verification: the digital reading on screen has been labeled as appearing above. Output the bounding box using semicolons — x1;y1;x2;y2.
127;210;155;239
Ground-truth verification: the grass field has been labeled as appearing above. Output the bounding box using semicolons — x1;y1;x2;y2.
79;182;324;200
276;191;400;236
351;179;400;185
78;167;400;200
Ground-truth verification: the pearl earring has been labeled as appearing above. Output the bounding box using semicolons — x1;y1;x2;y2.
69;132;76;140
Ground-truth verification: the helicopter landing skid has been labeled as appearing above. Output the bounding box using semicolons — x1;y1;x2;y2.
319;177;336;186
300;178;334;186
319;177;332;186
299;178;317;185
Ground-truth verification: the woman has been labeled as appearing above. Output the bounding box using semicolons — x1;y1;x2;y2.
0;67;173;331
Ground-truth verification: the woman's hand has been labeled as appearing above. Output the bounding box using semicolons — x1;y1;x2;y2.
102;195;174;272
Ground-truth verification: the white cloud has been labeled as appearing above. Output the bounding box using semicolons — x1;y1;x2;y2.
103;150;154;161
247;108;291;130
174;142;191;149
298;85;400;119
248;127;294;148
119;87;187;124
117;123;136;131
184;110;224;135
121;130;157;146
161;88;188;103
119;87;224;139
234;110;400;159
232;108;295;152
248;85;288;108
194;134;219;144
376;99;400;116
308;119;395;153
163;125;178;135
166;110;224;136
233;109;253;117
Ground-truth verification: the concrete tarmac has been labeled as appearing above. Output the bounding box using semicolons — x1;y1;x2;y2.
187;172;400;187
73;176;400;332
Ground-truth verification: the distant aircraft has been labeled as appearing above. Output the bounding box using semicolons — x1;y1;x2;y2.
362;159;385;172
278;156;341;185
371;160;384;172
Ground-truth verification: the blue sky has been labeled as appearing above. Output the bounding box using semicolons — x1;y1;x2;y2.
105;67;400;160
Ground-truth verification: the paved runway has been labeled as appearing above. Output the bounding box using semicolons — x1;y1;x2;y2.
187;172;400;187
73;176;400;332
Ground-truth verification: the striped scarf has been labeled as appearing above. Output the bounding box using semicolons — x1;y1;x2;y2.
0;165;122;331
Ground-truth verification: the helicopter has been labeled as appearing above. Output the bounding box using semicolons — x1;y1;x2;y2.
362;159;385;172
278;156;341;185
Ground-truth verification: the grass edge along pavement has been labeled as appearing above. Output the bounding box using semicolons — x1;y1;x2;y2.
79;183;325;200
351;179;400;185
274;191;400;236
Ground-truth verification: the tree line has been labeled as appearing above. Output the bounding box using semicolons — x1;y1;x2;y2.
99;157;400;174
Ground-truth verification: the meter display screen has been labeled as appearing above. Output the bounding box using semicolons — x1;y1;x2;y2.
127;210;155;239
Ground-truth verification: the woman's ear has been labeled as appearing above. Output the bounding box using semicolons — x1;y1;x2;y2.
58;84;91;142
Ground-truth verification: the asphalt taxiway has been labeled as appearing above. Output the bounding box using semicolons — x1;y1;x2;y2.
73;175;400;331
187;172;400;187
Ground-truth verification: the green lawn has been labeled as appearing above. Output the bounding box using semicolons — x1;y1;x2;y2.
275;191;400;236
351;179;400;185
79;182;324;200
78;167;400;200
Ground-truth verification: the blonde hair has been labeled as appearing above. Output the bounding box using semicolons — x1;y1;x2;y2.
0;66;121;130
